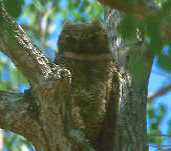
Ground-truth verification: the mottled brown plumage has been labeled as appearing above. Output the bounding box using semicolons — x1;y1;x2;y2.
56;21;120;150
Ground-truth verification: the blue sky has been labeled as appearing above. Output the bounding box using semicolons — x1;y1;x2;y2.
16;0;171;150
2;0;171;150
148;57;171;150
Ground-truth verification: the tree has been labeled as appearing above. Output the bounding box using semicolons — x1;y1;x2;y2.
0;0;171;151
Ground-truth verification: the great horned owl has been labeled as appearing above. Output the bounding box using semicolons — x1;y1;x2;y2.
56;21;120;150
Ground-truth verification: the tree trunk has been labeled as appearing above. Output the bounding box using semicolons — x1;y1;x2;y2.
0;1;154;151
105;9;153;150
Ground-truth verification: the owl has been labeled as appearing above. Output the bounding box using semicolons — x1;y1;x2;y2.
56;21;120;150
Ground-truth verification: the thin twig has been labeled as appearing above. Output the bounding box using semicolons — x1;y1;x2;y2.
148;83;171;100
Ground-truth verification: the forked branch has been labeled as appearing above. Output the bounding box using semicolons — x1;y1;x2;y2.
0;1;52;86
0;90;48;150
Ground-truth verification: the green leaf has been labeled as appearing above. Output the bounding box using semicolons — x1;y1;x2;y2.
4;0;24;18
119;15;140;39
145;16;163;54
157;54;171;71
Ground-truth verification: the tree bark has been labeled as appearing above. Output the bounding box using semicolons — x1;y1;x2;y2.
0;0;155;151
105;9;153;150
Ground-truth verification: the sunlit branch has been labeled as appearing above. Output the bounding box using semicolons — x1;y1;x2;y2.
0;1;53;86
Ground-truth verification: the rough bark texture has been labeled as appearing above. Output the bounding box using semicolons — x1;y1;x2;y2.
56;22;121;151
0;0;155;151
0;2;52;86
105;9;153;150
0;90;48;150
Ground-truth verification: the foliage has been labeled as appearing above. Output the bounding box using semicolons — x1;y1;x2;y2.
4;0;24;18
147;103;166;144
0;0;104;90
118;0;171;72
0;0;103;150
3;130;34;151
1;0;171;150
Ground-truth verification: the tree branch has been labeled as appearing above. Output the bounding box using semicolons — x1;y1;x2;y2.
105;8;153;150
0;90;48;150
99;0;171;46
0;1;53;86
98;0;158;18
148;83;171;100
